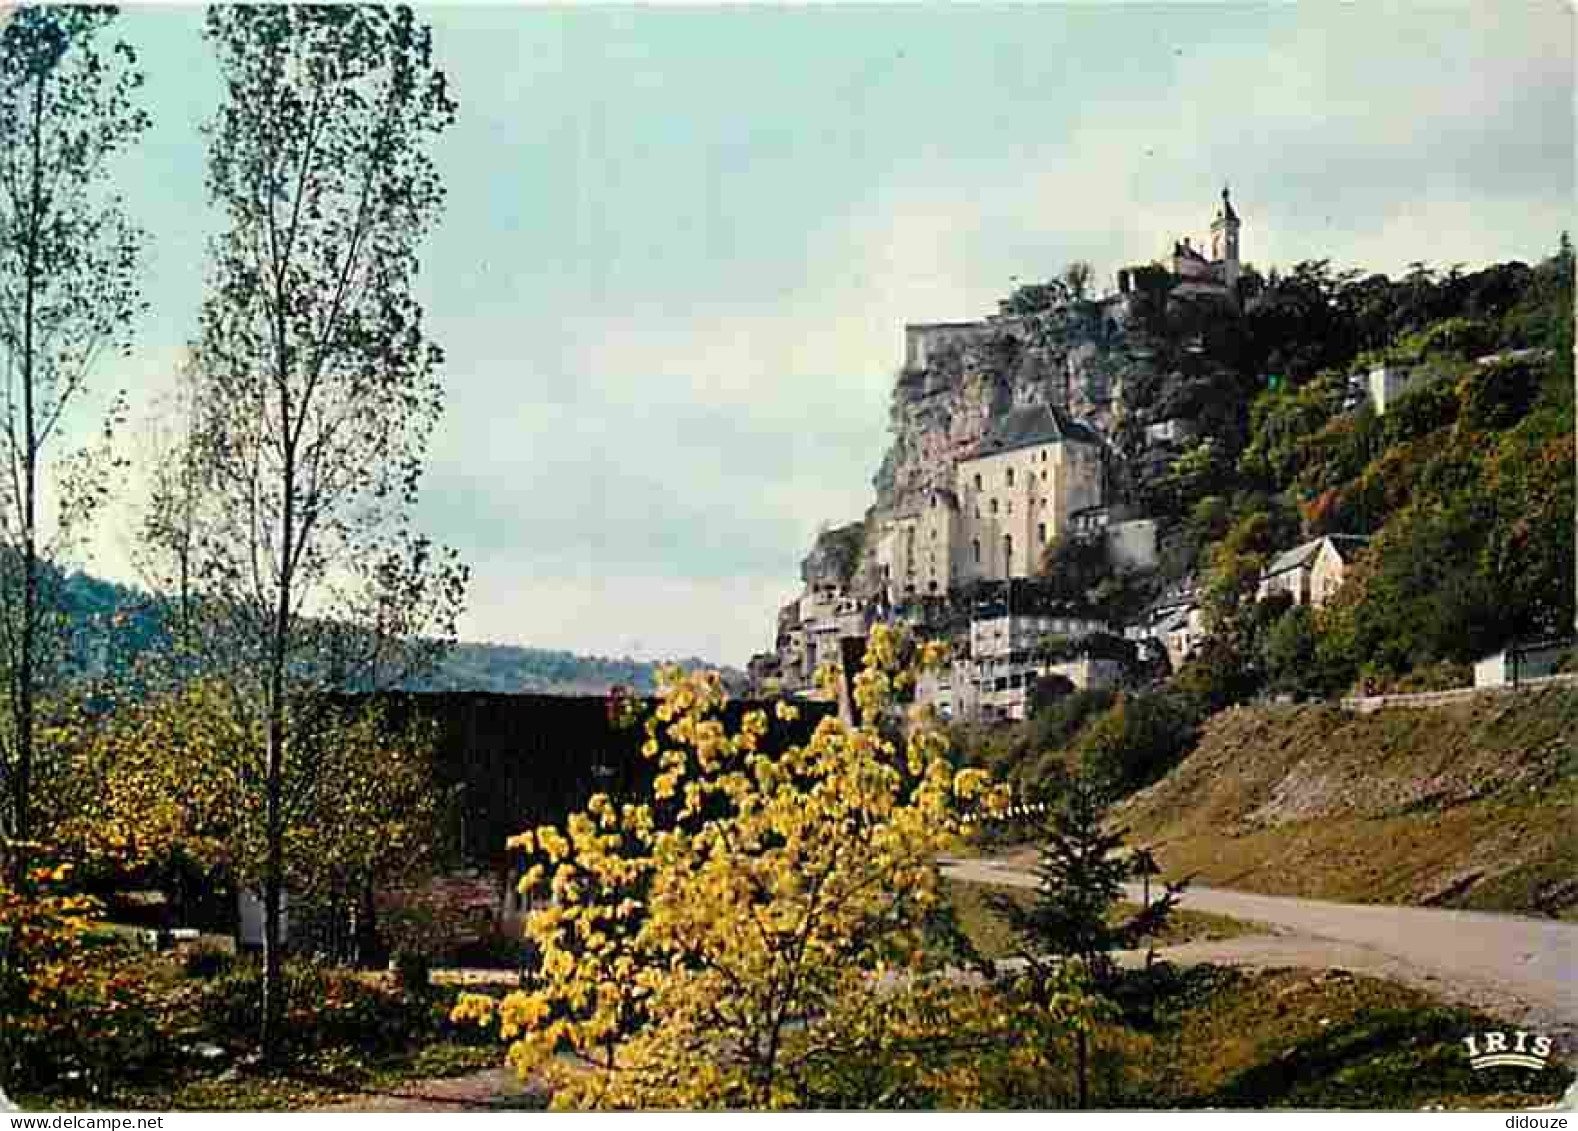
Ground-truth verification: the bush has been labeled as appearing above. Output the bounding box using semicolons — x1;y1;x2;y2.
0;874;174;1099
1366;661;1473;695
182;942;234;980
200;957;436;1058
1077;692;1201;797
392;948;431;995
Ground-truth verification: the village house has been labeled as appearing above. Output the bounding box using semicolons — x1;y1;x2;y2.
943;589;1110;722
1258;535;1370;608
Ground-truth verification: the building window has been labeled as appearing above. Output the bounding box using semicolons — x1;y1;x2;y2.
1038;522;1047;543
1041;469;1048;482
990;498;999;515
974;473;982;491
972;539;981;564
1006;468;1015;487
1003;535;1013;571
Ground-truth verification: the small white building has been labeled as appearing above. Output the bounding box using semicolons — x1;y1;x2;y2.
1366;364;1421;416
239;889;291;949
1144;418;1196;445
1473;641;1570;688
1157;605;1208;671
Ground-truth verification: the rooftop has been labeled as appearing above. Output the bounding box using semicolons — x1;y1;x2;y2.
1265;534;1371;577
964;403;1102;459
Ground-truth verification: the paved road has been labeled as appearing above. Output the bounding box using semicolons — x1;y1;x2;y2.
943;854;1578;1054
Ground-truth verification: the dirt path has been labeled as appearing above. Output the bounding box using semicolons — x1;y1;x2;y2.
944;854;1578;1055
313;1067;543;1112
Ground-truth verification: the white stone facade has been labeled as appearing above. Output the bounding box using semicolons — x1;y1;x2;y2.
877;407;1105;605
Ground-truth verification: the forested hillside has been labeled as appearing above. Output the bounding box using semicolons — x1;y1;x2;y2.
1071;240;1573;697
965;239;1575;806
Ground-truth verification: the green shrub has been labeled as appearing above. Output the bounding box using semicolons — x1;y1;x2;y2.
392;948;431;995
1078;692;1201;798
182;942;234;980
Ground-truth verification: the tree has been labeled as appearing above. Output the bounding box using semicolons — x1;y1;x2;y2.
451;628;1021;1109
1076;691;1200;797
284;700;450;966
1036;534;1110;601
189;5;465;1059
0;6;148;882
37;680;445;968
988;771;1185;1106
130;354;209;664
1063;260;1094;302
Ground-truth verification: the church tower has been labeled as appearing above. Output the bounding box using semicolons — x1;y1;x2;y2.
1210;184;1241;292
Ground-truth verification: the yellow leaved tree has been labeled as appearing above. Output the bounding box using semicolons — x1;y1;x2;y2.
39;683;445;965
452;625;1101;1109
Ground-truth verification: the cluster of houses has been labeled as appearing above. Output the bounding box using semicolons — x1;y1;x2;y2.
753;528;1378;724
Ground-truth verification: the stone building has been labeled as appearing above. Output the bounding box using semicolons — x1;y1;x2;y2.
1114;185;1244;310
1258;535;1370;609
874;404;1104;604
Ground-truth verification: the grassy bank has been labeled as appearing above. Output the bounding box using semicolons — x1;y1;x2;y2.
1081;964;1573;1109
1114;687;1577;917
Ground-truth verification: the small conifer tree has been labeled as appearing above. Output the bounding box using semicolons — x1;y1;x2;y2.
991;770;1188;1106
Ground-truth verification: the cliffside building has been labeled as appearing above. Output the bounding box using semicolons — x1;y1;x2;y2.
873;404;1104;604
752;184;1251;698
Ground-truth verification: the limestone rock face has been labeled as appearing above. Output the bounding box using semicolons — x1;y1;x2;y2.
870;312;1151;523
800;522;865;589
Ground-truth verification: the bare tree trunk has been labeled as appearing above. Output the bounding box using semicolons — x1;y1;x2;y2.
259;240;297;1061
260;713;286;1061
9;69;46;889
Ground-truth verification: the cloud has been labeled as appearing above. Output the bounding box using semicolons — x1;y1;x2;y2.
461;564;796;665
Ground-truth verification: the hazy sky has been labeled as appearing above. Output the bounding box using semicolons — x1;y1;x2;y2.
78;3;1574;667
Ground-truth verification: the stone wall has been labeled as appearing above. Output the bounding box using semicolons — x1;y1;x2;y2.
1338;673;1578;714
903;319;1020;372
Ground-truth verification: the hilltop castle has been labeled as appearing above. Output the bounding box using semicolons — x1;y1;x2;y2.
1140;184;1242;303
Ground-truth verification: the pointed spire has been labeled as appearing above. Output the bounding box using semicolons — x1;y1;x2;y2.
1219;183;1239;223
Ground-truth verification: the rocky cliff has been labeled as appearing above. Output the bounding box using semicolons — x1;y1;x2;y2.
844;302;1167;599
872;307;1160;520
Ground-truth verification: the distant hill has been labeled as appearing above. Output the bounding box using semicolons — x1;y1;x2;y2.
407;640;741;695
57;569;741;695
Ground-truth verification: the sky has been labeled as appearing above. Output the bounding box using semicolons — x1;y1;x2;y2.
70;2;1577;667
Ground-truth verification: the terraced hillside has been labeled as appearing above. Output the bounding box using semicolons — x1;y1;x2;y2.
1116;687;1577;918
